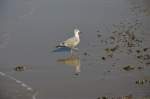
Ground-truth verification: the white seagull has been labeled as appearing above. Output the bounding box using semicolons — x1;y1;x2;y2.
56;29;81;52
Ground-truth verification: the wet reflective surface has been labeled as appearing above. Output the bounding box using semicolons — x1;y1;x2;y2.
57;54;80;76
0;0;150;99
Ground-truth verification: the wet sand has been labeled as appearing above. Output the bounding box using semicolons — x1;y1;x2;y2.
0;0;150;99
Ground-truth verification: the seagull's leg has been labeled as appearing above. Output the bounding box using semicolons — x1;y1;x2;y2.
70;49;73;54
74;47;78;50
72;47;79;51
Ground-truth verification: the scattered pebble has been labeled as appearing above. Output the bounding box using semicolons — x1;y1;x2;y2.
97;34;101;38
135;79;150;85
137;66;144;70
109;36;115;40
96;30;100;33
143;54;150;60
143;48;149;52
97;95;133;99
137;54;150;60
137;55;142;59
83;52;88;56
111;45;119;52
74;73;79;76
121;94;133;99
136;50;141;53
101;57;106;60
146;62;150;65
123;65;135;71
97;96;108;99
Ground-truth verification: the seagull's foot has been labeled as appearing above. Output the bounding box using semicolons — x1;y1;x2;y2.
70;48;79;55
72;47;79;51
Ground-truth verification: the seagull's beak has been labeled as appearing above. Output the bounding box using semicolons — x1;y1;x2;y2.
79;32;82;34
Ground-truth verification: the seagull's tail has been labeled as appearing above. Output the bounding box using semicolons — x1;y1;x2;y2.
56;45;66;48
56;43;66;48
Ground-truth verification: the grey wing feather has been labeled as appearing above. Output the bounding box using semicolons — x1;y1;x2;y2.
63;37;78;47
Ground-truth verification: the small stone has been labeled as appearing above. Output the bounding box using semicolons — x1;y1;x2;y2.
143;48;148;52
136;50;140;53
137;55;142;59
123;94;133;99
112;31;117;33
74;73;79;76
111;45;119;52
135;80;146;85
145;79;148;83
146;62;150;65
101;96;108;99
143;54;150;60
137;67;143;70
96;30;100;33
97;97;101;99
83;52;88;56
97;34;101;38
97;96;108;99
110;36;115;40
102;57;106;60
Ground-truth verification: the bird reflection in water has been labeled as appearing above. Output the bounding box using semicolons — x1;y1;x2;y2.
57;54;80;76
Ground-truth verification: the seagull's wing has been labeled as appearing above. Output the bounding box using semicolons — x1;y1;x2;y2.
63;37;79;48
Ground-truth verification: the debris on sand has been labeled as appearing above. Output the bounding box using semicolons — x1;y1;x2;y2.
143;96;150;99
97;20;145;61
121;94;133;99
97;96;108;99
83;52;88;56
74;73;79;76
105;45;119;53
143;54;150;60
136;54;150;64
129;1;150;16
94;17;149;71
123;65;135;71
101;57;106;60
97;34;102;38
111;45;119;52
14;64;26;72
135;79;150;85
146;62;150;66
137;55;143;59
97;95;133;99
110;21;142;48
136;50;141;54
137;66;144;70
96;30;100;33
143;48;149;52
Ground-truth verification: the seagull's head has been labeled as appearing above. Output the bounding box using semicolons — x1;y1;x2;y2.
74;29;80;36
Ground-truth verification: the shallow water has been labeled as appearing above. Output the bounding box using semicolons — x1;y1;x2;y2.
0;0;150;99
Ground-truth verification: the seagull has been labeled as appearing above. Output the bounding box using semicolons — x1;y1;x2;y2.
56;29;81;52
